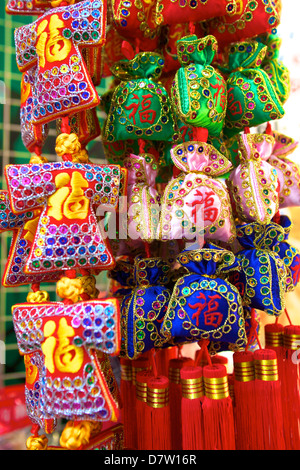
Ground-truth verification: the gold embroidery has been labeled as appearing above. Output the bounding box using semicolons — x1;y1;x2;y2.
36;15;72;68
47;171;89;221
42;318;84;374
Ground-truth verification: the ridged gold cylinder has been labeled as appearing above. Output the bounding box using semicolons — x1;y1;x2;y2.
169;367;181;384
203;375;229;400
283;329;300;351
146;377;169;409
265;325;284;348
181;376;204;400
254;358;279;381
120;363;132;382
234;360;255;383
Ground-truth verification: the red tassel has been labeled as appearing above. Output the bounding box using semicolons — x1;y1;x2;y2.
144;375;172;450
253;348;286;450
135;370;154;450
192;127;209;143
180;365;205;450
282;325;300;449
155;347;178;377
233;351;257;450
120;358;135;449
265;121;273;135
202;364;236;450
168;356;194;450
264;322;285;376
122;355;150;450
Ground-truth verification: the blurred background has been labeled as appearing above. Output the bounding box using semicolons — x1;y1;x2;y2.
0;0;300;449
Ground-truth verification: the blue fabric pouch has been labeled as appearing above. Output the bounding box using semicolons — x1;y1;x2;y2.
160;243;247;351
120;255;171;359
233;221;287;316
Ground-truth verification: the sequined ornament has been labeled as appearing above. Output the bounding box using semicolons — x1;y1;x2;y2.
120;256;172;359
13;298;121;424
111;0;160;49
273;215;300;292
232;221;287;316
20;67;48;154
103;51;178;143
265;131;300;209
227;132;279;224
160;245;247;351
5;161;123;274
258;32;291;105
223;41;285;138
159;23;205;76
14;0;106;125
203;0;280;49
155;0;237;27
0;191;62;287
23;350;57;434
123;153;160;244
6;0;76;15
171;35;227;137
158;141;236;245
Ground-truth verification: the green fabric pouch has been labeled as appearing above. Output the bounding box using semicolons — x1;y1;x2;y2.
103;52;178;143
224;41;285;138
170;35;227;137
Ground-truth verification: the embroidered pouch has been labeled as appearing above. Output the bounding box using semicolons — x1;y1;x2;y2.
103;52;178;143
203;0;280;49
223;41;285;138
273;215;300;292
20;68;48;153
268;132;300;209
123;153;160;243
160;245;247;350
159;23;205;75
155;0;237;27
5;161;122;274
111;0;160;48
13;298;121;422
232;221;286;316
171;35;227;137
0;191;62;287
158;141;236;244
14;0;106;125
120;256;171;359
258;32;291;104
227;132;279;223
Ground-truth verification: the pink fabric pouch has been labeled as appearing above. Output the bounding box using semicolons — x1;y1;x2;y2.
158;141;236;245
